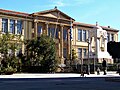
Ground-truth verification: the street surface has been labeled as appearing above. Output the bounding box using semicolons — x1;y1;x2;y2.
0;77;120;90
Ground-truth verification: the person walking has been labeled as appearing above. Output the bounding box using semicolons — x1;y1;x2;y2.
102;58;107;75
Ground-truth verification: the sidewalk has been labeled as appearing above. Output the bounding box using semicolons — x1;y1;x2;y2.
86;71;120;77
0;71;119;78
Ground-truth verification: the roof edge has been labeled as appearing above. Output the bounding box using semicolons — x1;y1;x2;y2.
73;22;119;32
0;8;30;17
32;8;75;21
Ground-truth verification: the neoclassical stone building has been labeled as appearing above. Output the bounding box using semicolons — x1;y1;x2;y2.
0;7;119;65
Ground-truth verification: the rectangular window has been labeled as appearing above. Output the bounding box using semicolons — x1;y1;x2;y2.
17;20;22;34
107;33;110;42
63;29;67;40
63;48;67;58
83;30;86;41
78;29;82;41
38;26;42;34
55;29;59;39
111;34;114;41
37;26;42;37
48;28;51;37
2;18;8;33
83;48;87;57
48;27;55;38
78;48;82;59
48;28;59;38
10;19;15;34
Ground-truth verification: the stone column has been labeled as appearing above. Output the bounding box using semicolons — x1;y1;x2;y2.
60;25;64;64
22;28;24;40
8;19;10;33
45;22;49;35
116;34;118;42
28;22;32;39
34;21;37;38
15;20;17;34
21;23;25;54
20;20;25;54
24;20;28;39
58;31;61;58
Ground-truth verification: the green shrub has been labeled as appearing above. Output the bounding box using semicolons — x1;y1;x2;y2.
4;66;17;75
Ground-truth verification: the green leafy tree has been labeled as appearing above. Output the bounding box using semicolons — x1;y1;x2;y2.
23;35;58;73
0;33;22;74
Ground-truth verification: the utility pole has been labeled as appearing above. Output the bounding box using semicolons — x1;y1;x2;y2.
93;53;96;74
81;57;83;76
70;19;72;70
87;31;90;75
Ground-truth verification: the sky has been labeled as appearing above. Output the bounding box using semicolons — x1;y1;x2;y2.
0;0;120;41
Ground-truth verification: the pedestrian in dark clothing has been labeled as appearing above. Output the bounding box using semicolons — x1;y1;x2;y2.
102;58;107;75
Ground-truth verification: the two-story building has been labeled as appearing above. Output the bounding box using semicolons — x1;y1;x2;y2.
0;7;119;66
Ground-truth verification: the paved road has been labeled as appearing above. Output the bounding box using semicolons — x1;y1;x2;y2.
0;77;120;90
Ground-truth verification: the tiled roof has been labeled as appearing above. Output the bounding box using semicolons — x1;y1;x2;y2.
0;8;30;17
73;22;119;32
